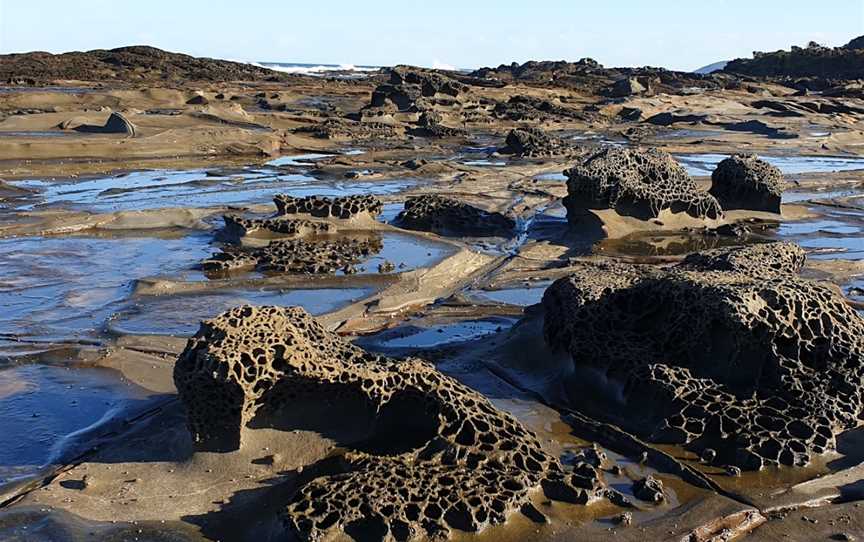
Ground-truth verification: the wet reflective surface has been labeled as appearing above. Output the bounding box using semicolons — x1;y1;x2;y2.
9;167;414;213
0;364;155;489
676;153;864;176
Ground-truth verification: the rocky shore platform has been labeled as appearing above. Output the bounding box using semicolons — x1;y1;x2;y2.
1;40;864;541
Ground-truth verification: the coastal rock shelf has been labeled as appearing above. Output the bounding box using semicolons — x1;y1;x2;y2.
174;306;613;540
543;243;864;470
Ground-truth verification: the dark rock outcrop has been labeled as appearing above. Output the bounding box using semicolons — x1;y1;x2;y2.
219;215;335;240
709;154;786;213
563;147;722;224
273;194;383;220
724;39;864;79
542;243;864;471
500;127;571;157
493;95;583;122
174;306;614;540
607;77;648;98
200;236;381;274
67;111;137;136
396;195;516;237
0;45;286;83
368;67;468;113
294;118;399;141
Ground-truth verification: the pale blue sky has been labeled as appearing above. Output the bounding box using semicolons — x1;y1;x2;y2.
1;0;862;71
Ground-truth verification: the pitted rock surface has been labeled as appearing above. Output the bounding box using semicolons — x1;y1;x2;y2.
220;215;335;239
564;147;723;222
174;306;611;540
200;236;381;274
542;243;864;470
409;110;466;138
678;241;805;278
396;195;516;237
295;118;399;141
273;194;383;219
493;95;583;122
709;154;787;213
500;127;573;157
368;68;468;113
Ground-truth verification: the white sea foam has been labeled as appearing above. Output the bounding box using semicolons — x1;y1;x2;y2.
246;61;379;76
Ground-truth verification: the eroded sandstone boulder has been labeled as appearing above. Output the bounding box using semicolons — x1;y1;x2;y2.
500;127;572;157
395;194;516;237
174;306;614;540
709;154;786;213
563;147;723;226
273;194;382;220
200;236;381;274
219;215;335;240
542;242;864;470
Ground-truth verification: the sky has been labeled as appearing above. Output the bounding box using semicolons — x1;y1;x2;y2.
1;0;862;71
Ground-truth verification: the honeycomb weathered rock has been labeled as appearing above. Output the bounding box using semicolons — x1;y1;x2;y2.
273;194;383;220
395;194;515;237
563;147;723;223
200;236;381;274
220;215;335;239
174;306;612;540
500;127;572;157
542;242;864;470
709;154;786;213
677;241;806;278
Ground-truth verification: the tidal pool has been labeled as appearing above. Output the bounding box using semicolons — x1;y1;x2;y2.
0;364;157;493
0;232;213;343
676;153;864;176
10;167;414;213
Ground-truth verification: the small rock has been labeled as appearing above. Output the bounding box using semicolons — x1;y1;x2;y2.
613;511;633;526
633;476;665;503
725;465;742;477
700;448;717;464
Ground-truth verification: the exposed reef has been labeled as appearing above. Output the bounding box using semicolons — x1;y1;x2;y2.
174;306;613;540
725;37;864;79
395;194;516;237
542;242;864;470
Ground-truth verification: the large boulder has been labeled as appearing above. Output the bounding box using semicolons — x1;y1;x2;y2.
709;154;786;213
395;195;516;237
563;147;722;231
368;67;467;112
607;77;648;97
542;242;864;470
65;111;137;136
500;127;572;157
174;306;612;539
